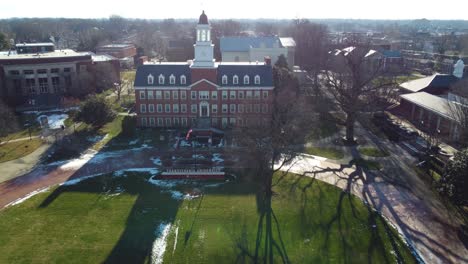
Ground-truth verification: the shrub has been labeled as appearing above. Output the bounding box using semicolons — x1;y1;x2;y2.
438;148;468;206
121;116;137;138
76;96;115;127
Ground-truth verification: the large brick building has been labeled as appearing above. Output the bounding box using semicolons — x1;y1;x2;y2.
134;11;274;129
0;43;120;111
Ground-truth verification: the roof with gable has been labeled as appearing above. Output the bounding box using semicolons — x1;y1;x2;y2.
217;64;273;87
400;74;459;93
134;63;191;87
279;38;296;47
220;36;283;52
400;92;456;120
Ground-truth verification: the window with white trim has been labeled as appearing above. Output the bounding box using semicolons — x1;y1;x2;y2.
222;118;228;128
181;91;186;100
141;117;147;126
246;91;252;99
230;104;236;113
222;75;228;85
211;91;217;100
254;91;260;99
191;104;197;113
230;118;236;126
238;91;244;99
180;75;186;85
233;75;239;84
173;104;179;113
139;91;146;99
165;118;171;126
230;91;236;99
212;104;217;113
157;117;163;126
243;75;249;84
222;91;228;100
181;118;188;127
164;91;170;99
158;74;165;84
140;104;147;113
156;91;162;99
238;104;244;113
181;104;187;113
157;104;163;113
148;91;154;99
212;118;218;126
199;91;209;99
191;91;197;100
262;104;268;113
262;91;268;99
255;75;260;84
173;118;179;126
147;74;154;84
148;104;155;113
222;104;228;113
172;91;178;99
169;74;175;84
165;104;171;113
149;117;155;126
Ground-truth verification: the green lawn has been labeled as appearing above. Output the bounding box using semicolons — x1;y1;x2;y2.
0;138;43;163
359;147;389;157
0;172;416;263
351;158;382;170
305;146;345;160
0;126;41;143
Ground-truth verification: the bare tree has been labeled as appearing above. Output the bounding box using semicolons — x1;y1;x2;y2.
0;100;18;140
448;79;468;145
324;41;396;143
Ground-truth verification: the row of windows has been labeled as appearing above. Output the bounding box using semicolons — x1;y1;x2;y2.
140;103;269;114
9;68;71;76
221;75;261;85
146;74;262;85
139;90;269;100
140;117;269;128
147;74;186;85
23;77;63;94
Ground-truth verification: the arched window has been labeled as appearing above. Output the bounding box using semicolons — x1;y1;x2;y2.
233;75;239;85
180;75;186;85
169;74;175;85
243;75;249;84
201;30;206;41
147;74;154;85
254;75;260;85
158;74;165;84
222;75;228;85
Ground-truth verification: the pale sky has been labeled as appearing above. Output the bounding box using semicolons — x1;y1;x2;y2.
1;0;467;20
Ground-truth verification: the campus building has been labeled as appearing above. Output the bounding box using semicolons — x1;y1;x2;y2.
134;11;274;129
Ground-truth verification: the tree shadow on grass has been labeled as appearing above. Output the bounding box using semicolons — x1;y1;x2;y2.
38;172;182;264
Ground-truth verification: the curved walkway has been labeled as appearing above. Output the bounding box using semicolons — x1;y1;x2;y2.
278;154;468;264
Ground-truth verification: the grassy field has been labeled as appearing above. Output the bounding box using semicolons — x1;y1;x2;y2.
0;138;43;163
0;172;416;263
351;158;382;170
359;147;389;157
305;146;345;160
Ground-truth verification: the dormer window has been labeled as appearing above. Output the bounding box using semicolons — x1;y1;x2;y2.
147;74;154;85
180;75;186;85
233;75;239;85
158;74;165;84
243;75;250;84
254;75;260;85
169;74;175;85
222;75;228;85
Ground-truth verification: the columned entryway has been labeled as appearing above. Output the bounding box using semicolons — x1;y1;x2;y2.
200;101;209;117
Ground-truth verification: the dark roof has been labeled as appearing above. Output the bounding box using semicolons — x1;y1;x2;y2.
198;11;208;25
400;92;455;120
134;64;191;87
400;74;459;93
217;64;273;87
220;36;281;52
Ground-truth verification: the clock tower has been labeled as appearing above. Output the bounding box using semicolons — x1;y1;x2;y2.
193;11;215;68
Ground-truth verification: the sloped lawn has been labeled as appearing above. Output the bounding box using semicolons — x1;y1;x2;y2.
0;172;416;263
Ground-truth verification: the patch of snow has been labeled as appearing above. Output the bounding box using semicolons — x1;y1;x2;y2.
37;114;68;129
151;157;162;166
86;135;105;142
6;187;50;207
59;150;97;171
147;178;177;188
61;173;102;186
151;223;172;264
129;139;139;145
192;154;205;159
211;153;224;163
122;168;159;175
173;225;179;254
142;144;149;148
180;140;191;147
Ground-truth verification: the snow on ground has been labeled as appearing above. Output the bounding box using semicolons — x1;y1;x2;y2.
129;139;139;145
6;187;50;207
179;140;191;147
58;150;98;171
37;114;68;129
62;168;159;186
192;154;205;159
151;223;172;264
151;157;162;166
86;135;105;142
211;153;224;163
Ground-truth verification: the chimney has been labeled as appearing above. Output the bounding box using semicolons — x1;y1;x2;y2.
264;56;271;66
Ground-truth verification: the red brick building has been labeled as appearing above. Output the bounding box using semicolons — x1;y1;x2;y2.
134;11;274;129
